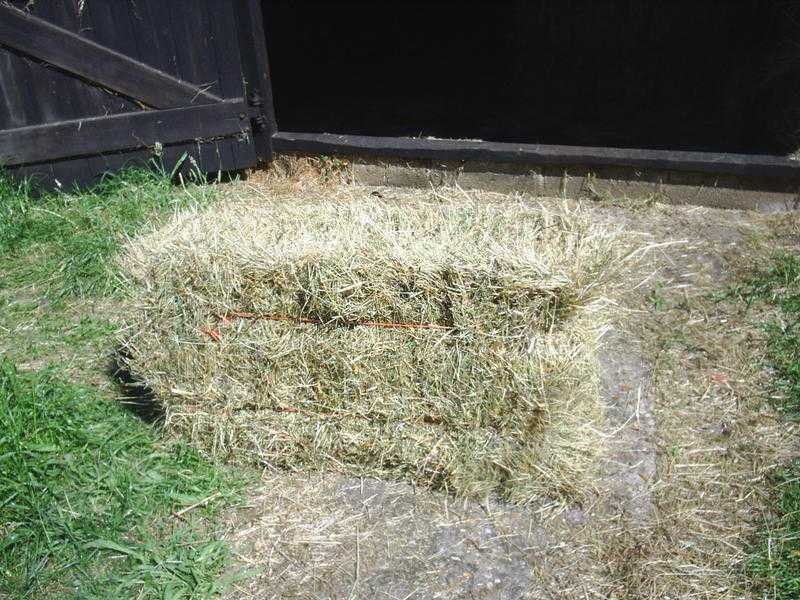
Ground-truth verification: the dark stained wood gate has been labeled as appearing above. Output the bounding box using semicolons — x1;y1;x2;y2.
0;0;275;189
3;0;800;192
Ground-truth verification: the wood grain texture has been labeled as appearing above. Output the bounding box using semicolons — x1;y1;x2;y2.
233;0;278;160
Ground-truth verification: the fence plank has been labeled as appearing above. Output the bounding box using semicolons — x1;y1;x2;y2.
0;101;251;166
0;4;222;109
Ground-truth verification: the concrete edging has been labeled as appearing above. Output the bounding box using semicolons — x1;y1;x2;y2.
343;156;800;212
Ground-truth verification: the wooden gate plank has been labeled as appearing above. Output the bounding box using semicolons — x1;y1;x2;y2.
0;101;252;166
206;1;249;170
0;4;222;109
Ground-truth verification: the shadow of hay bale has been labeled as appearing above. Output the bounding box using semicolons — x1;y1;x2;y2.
108;349;165;425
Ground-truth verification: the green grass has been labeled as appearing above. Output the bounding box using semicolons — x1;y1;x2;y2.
733;253;800;599
0;167;214;298
0;361;239;599
0;168;216;370
735;253;800;418
751;464;800;600
0;169;243;599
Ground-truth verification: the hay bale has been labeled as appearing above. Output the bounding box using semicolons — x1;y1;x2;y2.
119;193;625;503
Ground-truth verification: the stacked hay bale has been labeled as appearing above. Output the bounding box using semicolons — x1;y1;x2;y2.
119;194;625;503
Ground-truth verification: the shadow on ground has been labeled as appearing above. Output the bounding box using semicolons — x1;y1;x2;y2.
108;350;165;424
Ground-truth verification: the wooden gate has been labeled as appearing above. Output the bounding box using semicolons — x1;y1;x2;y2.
0;0;275;189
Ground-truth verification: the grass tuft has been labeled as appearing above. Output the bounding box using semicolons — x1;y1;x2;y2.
733;253;800;417
750;464;800;600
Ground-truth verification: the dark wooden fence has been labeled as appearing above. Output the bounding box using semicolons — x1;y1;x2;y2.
2;0;800;192
0;0;275;189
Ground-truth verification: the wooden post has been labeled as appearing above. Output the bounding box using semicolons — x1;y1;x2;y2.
232;0;278;162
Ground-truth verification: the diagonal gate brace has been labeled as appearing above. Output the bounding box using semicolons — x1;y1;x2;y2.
0;4;222;109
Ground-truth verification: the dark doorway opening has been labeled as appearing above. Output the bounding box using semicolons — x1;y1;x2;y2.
263;0;800;156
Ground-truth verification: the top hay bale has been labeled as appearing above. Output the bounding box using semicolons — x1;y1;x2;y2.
119;192;625;504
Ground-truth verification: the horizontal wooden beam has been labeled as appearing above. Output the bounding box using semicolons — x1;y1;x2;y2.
0;102;251;166
272;132;800;180
0;4;222;109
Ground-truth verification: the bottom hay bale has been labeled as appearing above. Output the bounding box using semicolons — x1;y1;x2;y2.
119;193;626;503
168;374;600;504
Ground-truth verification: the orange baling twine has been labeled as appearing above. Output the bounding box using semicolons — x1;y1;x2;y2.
200;310;452;342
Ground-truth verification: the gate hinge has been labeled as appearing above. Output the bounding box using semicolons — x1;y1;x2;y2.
247;92;269;131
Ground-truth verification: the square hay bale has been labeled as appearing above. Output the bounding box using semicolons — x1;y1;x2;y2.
119;193;627;503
